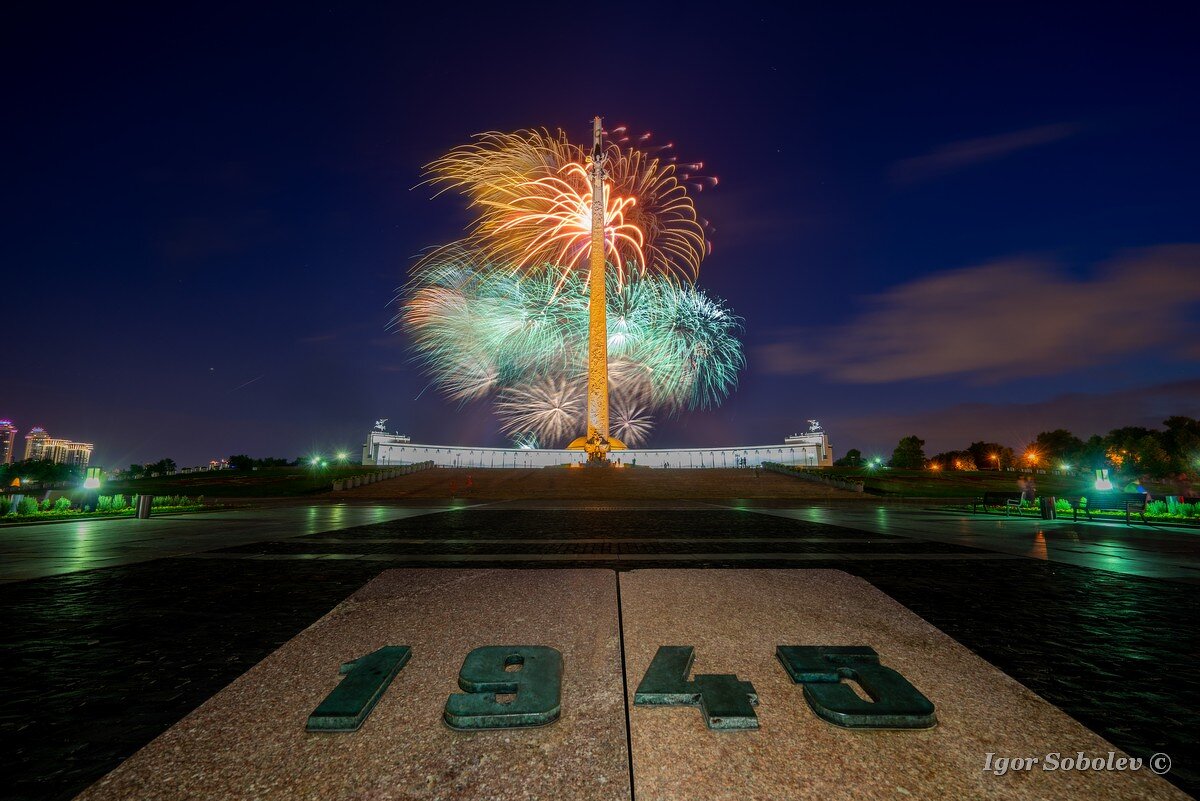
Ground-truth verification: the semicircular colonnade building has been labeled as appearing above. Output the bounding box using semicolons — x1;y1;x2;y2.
361;430;834;469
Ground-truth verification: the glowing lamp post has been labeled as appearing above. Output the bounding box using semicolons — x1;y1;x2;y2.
81;467;102;512
82;467;102;490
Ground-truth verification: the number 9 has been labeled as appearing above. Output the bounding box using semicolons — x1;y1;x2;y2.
444;646;563;730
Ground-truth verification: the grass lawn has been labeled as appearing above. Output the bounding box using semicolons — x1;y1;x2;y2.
1;504;207;524
99;466;383;498
818;467;1197;498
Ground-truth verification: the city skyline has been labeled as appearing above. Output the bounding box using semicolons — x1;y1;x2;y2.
1;421;95;467
26;427;93;467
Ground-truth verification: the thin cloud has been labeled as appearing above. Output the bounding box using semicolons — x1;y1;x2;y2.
758;245;1200;383
891;123;1079;183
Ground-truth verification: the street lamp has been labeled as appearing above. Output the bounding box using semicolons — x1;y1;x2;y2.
82;467;102;490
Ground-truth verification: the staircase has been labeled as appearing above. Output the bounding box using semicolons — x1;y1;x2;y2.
331;467;859;501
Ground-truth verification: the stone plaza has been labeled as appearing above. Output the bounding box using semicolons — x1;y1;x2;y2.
2;469;1196;799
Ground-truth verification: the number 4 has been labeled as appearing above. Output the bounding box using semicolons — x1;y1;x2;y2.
633;646;759;730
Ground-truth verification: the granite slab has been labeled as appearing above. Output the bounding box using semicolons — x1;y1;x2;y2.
619;569;1187;801
77;568;630;801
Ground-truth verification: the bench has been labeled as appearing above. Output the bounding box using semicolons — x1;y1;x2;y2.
1069;493;1147;524
972;491;1026;515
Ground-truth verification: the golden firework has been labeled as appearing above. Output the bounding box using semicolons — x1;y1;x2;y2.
421;128;706;283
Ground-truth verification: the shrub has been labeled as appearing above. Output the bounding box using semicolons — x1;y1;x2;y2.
112;494;128;511
1055;498;1072;513
1147;500;1168;516
97;496;113;511
54;497;71;512
148;494;197;508
41;498;56;512
20;497;39;515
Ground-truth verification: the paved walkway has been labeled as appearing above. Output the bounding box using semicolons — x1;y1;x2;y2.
2;502;1197;799
750;506;1200;582
0;505;449;583
3;501;1196;584
333;466;859;500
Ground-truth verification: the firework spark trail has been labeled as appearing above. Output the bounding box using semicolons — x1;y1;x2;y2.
511;432;540;450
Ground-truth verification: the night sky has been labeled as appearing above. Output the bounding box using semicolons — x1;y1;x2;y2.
5;3;1199;467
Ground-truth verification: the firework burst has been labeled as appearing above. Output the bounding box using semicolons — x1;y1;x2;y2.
495;377;583;445
422;128;707;283
400;262;744;444
611;397;655;447
399;124;742;447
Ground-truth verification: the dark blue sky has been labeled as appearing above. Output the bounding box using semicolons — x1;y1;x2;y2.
5;3;1198;466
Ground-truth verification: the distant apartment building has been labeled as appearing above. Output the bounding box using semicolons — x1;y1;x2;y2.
0;420;16;464
23;427;50;460
23;426;93;466
43;439;94;466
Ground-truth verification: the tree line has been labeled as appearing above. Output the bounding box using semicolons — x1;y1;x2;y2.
121;455;301;475
1;454;315;487
835;416;1200;479
0;459;84;484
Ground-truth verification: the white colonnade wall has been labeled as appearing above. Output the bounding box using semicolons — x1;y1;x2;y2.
361;431;833;469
